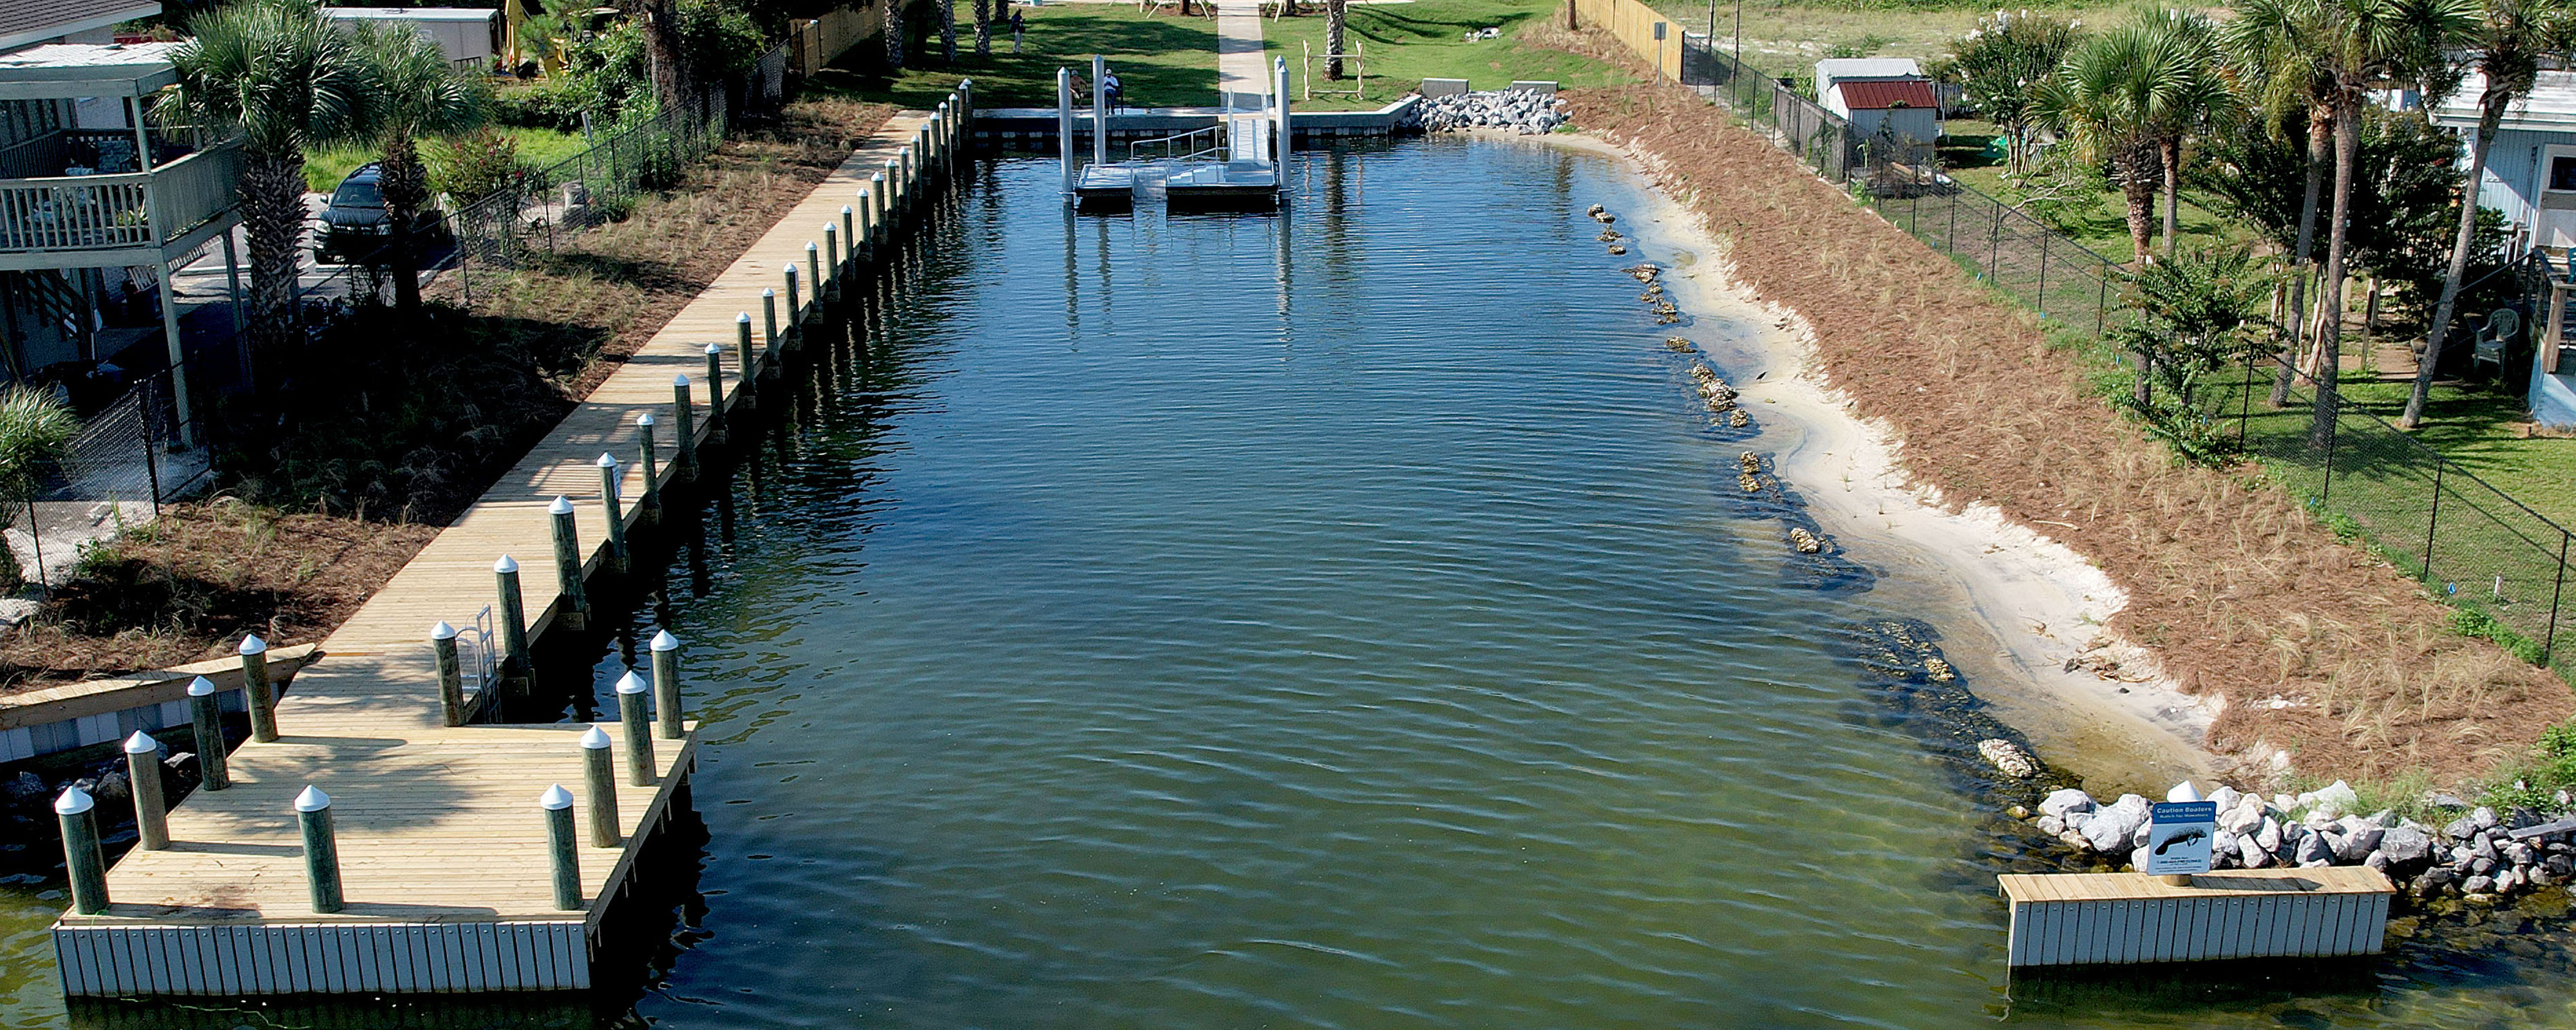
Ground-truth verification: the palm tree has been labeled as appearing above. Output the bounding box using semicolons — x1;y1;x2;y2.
2227;0;2476;442
2400;0;2576;428
942;0;958;63
0;388;78;591
2228;30;2336;406
354;24;481;318
2138;10;2235;261
166;0;372;373
974;0;992;57
886;0;907;71
1326;0;1349;79
2041;27;2168;267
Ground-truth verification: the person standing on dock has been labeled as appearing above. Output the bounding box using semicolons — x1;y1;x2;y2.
1103;66;1124;112
1010;8;1025;52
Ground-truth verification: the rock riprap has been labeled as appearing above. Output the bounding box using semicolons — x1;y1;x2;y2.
1411;91;1571;135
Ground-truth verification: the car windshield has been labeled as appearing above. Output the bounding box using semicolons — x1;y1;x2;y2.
331;180;382;207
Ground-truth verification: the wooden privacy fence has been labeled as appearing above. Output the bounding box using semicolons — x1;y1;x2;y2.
1573;0;1683;79
791;5;885;77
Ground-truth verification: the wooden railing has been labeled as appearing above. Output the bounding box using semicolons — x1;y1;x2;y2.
0;139;239;255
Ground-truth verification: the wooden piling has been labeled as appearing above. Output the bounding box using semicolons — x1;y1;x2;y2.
595;454;627;574
704;344;730;432
808;241;825;307
580;727;620;848
239;635;276;743
840;205;856;268
615;671;656;787
185;676;227;791
548;496;589;628
823;223;840;286
738;311;764;393
540;785;580;910
784;264;801;323
431;621;466;727
295;786;343;914
762;290;780;355
868;174;887;237
123;732;167;850
57;787;108;915
650;630;683;739
636;412;661;513
495;556;531;678
672;375;698;479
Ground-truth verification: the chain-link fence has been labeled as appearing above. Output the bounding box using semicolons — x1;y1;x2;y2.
1871;182;2126;339
1676;36;1933;191
6;361;216;586
443;100;731;300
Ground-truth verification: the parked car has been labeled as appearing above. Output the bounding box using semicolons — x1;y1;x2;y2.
316;164;448;265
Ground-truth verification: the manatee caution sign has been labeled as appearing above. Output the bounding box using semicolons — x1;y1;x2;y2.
2145;801;2217;876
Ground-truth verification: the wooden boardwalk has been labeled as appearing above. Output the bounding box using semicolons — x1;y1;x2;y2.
1998;868;2395;968
52;87;971;997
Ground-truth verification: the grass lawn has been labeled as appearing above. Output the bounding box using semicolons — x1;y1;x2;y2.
806;4;1218;110
1263;0;1633;110
303;127;588;194
1644;0;2130;82
1929;118;2254;267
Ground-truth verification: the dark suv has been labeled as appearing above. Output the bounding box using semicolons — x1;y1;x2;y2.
316;164;446;264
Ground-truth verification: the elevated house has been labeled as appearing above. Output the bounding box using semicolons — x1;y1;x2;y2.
1814;57;1941;145
2429;71;2576;426
0;0;242;441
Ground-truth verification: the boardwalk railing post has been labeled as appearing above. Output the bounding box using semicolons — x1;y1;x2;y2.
596;453;628;574
858;189;877;257
495;556;531;679
541;785;582;910
187;675;227;791
869;173;888;234
808;241;825;308
296;785;344;914
784;264;802;325
673;375;699;479
762;290;780;353
124;732;167;850
56;787;108;914
704;344;731;429
616;670;657;786
650;630;684;738
636;412;661;514
549;496;589;627
239;634;276;742
840;206;856;270
823;223;840;287
580;726;620;847
739;310;764;391
432;621;467;726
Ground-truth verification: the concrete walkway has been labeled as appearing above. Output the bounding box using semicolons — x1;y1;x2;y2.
1214;0;1269;108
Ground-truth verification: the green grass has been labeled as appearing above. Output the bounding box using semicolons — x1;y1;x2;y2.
303;127;587;194
1263;0;1633;110
1644;0;2129;82
806;4;1219;110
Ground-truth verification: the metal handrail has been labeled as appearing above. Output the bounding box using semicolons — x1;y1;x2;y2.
1128;125;1225;164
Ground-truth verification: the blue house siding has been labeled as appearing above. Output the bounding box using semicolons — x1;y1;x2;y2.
2482;130;2544;236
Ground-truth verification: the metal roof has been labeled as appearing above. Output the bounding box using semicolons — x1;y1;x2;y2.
0;0;156;54
1834;79;1938;111
321;6;500;22
2430;70;2576;133
1814;58;1924;84
0;41;181;97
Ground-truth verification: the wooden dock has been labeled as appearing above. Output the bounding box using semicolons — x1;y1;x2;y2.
50;86;973;997
1998;868;2395;968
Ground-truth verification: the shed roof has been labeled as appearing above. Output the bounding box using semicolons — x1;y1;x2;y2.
1814;57;1924;83
1834;79;1938;111
0;0;156;53
321;6;500;22
2431;70;2576;133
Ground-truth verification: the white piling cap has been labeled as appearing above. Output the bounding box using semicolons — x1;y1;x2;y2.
822;222;835;234
186;675;216;697
238;634;267;655
123;731;158;755
495;554;520;574
650;630;680;652
739;310;754;323
762;288;776;298
540;784;574;810
637;411;656;427
294;785;332;813
842;204;854;214
782;263;798;276
805;241;819;254
55;785;93;815
549;496;575;515
2166;781;2202;803
596;452;619;469
580;726;612;750
615;670;648;695
705;342;724;355
431;620;458;641
871;171;885;182
674;374;691;388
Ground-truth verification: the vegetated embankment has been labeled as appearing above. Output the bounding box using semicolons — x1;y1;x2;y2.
1546;66;2568;787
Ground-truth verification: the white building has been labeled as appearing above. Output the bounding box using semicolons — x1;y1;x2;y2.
1814;57;1942;144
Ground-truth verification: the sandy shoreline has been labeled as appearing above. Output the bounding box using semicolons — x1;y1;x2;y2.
1535;131;2223;796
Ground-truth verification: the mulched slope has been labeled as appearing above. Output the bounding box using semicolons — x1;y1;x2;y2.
1553;70;2570;785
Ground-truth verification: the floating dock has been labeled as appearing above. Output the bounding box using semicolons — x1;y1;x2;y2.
1998;868;2395;968
1057;58;1285;213
48;88;975;998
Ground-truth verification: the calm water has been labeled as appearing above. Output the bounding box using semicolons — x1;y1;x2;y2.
11;138;2576;1028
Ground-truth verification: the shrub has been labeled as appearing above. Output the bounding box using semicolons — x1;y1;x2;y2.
428;126;533;202
493;81;588;131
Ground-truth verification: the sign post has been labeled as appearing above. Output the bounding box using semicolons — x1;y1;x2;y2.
2145;800;2217;886
1653;22;1667;81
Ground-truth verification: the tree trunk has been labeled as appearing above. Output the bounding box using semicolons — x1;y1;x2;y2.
2311;102;2360;447
2402;85;2508;428
379;133;428;317
941;0;957;63
240;149;307;380
2159;136;2181;263
886;0;907;70
1326;0;1347;79
2271;113;2330;407
2117;149;2157;270
974;0;991;56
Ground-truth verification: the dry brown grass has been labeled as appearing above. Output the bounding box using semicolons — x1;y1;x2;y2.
1545;36;2572;785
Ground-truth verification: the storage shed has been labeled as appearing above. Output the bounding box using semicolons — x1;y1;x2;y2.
1815;57;1942;144
321;7;502;66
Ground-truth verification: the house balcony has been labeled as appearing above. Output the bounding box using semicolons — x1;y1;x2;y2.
0;136;240;270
